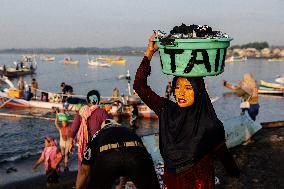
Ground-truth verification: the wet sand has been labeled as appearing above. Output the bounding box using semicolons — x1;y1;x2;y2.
2;127;284;189
216;126;284;189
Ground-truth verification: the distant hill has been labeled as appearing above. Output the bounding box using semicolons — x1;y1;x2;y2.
230;42;269;50
0;47;146;55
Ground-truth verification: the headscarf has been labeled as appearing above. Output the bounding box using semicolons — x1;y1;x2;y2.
160;77;225;171
43;136;59;171
77;104;98;162
87;90;100;105
239;73;258;98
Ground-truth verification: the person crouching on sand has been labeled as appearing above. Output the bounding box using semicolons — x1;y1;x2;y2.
33;136;62;188
75;119;160;189
55;112;72;172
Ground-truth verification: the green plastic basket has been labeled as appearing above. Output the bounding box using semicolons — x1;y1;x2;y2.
154;37;233;77
58;113;72;122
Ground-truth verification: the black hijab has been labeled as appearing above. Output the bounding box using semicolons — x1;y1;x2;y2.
159;77;225;172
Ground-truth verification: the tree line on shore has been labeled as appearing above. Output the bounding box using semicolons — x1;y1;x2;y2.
0;47;145;56
0;42;283;58
228;42;284;58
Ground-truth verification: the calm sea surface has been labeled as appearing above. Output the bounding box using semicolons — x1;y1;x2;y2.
0;54;283;186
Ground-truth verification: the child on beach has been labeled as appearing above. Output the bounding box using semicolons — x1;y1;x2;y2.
33;136;62;187
55;112;72;172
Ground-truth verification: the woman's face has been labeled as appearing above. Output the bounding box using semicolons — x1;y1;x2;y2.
174;77;195;107
45;139;51;147
62;121;68;127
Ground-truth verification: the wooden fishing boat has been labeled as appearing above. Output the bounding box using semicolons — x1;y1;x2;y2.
0;55;37;78
96;57;114;62
260;80;284;89
109;103;158;119
88;59;111;67
41;56;55;61
96;56;126;64
258;86;284;95
275;77;284;84
261;120;284;128
223;81;284;96
109;58;126;64
105;95;219;119
267;58;284;62
63;57;79;64
225;56;247;63
0;90;158;119
0;91;78;111
0;67;36;78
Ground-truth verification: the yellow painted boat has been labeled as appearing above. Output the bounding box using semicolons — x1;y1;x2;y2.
96;57;114;62
109;58;126;64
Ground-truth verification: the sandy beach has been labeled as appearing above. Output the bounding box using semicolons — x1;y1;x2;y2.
1;126;284;189
216;126;284;189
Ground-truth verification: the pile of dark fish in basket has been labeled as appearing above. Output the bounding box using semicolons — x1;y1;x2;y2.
156;23;229;40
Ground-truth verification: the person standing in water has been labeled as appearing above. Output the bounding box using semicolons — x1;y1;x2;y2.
33;136;62;188
55;112;71;172
223;73;260;121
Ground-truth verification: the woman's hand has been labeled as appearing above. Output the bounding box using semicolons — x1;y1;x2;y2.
67;138;74;153
144;32;158;60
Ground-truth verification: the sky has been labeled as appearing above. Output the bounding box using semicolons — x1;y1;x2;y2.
0;0;283;49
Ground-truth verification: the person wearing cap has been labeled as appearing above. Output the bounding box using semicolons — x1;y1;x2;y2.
55;112;72;172
33;136;62;187
68;90;111;175
75;119;160;189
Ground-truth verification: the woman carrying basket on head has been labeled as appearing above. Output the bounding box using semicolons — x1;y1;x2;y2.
134;32;240;189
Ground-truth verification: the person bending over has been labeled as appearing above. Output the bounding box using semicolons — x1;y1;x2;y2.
76;119;160;189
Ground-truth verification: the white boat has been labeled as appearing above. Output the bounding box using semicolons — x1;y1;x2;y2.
63;57;79;64
267;58;284;62
0;76;15;88
0;90;79;111
223;112;262;148
258;86;284;95
275;77;284;84
117;70;131;80
88;58;111;67
225;56;247;63
41;56;55;61
260;80;284;89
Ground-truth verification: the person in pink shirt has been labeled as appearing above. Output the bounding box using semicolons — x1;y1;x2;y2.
33;136;62;187
55;112;72;172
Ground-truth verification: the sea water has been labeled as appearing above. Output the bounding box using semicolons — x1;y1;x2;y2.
0;54;284;186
